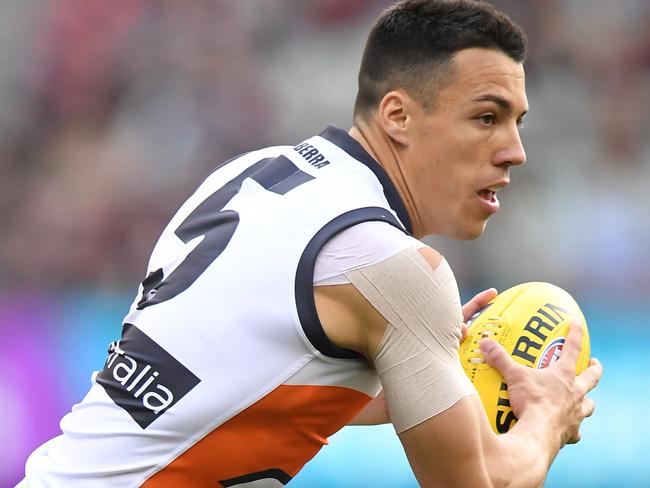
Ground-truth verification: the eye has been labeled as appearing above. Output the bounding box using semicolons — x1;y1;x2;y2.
478;114;497;126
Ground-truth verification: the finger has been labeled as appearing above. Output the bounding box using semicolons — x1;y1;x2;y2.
576;357;603;394
557;320;583;367
460;324;468;344
462;288;497;322
462;288;497;321
479;337;521;379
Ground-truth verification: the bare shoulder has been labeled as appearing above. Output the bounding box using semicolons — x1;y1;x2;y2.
416;245;443;270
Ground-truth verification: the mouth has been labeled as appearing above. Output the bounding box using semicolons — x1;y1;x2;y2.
476;183;507;214
477;189;498;203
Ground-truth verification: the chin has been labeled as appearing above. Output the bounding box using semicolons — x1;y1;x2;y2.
453;220;488;241
427;213;489;240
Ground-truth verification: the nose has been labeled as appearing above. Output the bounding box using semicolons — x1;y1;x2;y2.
494;126;526;168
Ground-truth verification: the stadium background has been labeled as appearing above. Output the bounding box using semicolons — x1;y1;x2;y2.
1;1;648;486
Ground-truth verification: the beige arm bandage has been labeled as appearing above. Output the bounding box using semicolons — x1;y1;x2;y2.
345;247;476;433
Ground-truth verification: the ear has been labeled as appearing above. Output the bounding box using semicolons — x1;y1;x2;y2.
377;90;412;146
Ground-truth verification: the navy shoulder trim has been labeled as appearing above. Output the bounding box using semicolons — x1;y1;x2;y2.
295;207;406;360
319;126;413;235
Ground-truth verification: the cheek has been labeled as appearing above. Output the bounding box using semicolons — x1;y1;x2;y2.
410;133;479;202
442;161;477;198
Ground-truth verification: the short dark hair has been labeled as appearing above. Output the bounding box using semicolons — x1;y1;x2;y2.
354;0;527;119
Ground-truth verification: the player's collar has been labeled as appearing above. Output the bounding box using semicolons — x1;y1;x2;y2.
318;125;413;235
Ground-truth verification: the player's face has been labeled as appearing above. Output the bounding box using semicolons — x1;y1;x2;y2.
405;48;528;240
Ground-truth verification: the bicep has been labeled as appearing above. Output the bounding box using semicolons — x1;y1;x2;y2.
344;246;476;431
313;221;424;359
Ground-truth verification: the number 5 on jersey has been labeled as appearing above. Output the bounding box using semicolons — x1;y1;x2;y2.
137;155;314;309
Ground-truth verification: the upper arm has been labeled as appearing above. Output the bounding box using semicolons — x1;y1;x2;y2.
313;245;444;362
314;246;442;364
313;221;427;360
314;279;387;361
397;247;501;485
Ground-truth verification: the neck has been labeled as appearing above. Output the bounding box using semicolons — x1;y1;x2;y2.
348;120;425;238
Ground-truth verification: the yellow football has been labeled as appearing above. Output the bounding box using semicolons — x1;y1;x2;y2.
459;282;590;434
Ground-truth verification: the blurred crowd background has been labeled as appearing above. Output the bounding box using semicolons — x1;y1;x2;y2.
1;1;649;487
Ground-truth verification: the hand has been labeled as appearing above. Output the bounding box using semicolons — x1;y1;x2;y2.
460;288;497;342
480;321;603;446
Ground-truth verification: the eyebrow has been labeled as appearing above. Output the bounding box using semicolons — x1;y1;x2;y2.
474;94;528;119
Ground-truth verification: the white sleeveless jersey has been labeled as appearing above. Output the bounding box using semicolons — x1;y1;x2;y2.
20;126;414;487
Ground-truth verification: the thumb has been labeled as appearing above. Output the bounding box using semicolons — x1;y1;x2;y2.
479;338;518;377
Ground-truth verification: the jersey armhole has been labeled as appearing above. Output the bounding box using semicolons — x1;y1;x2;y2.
294;207;409;359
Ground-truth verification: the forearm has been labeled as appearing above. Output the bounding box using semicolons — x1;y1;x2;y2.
399;396;565;488
486;410;561;488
